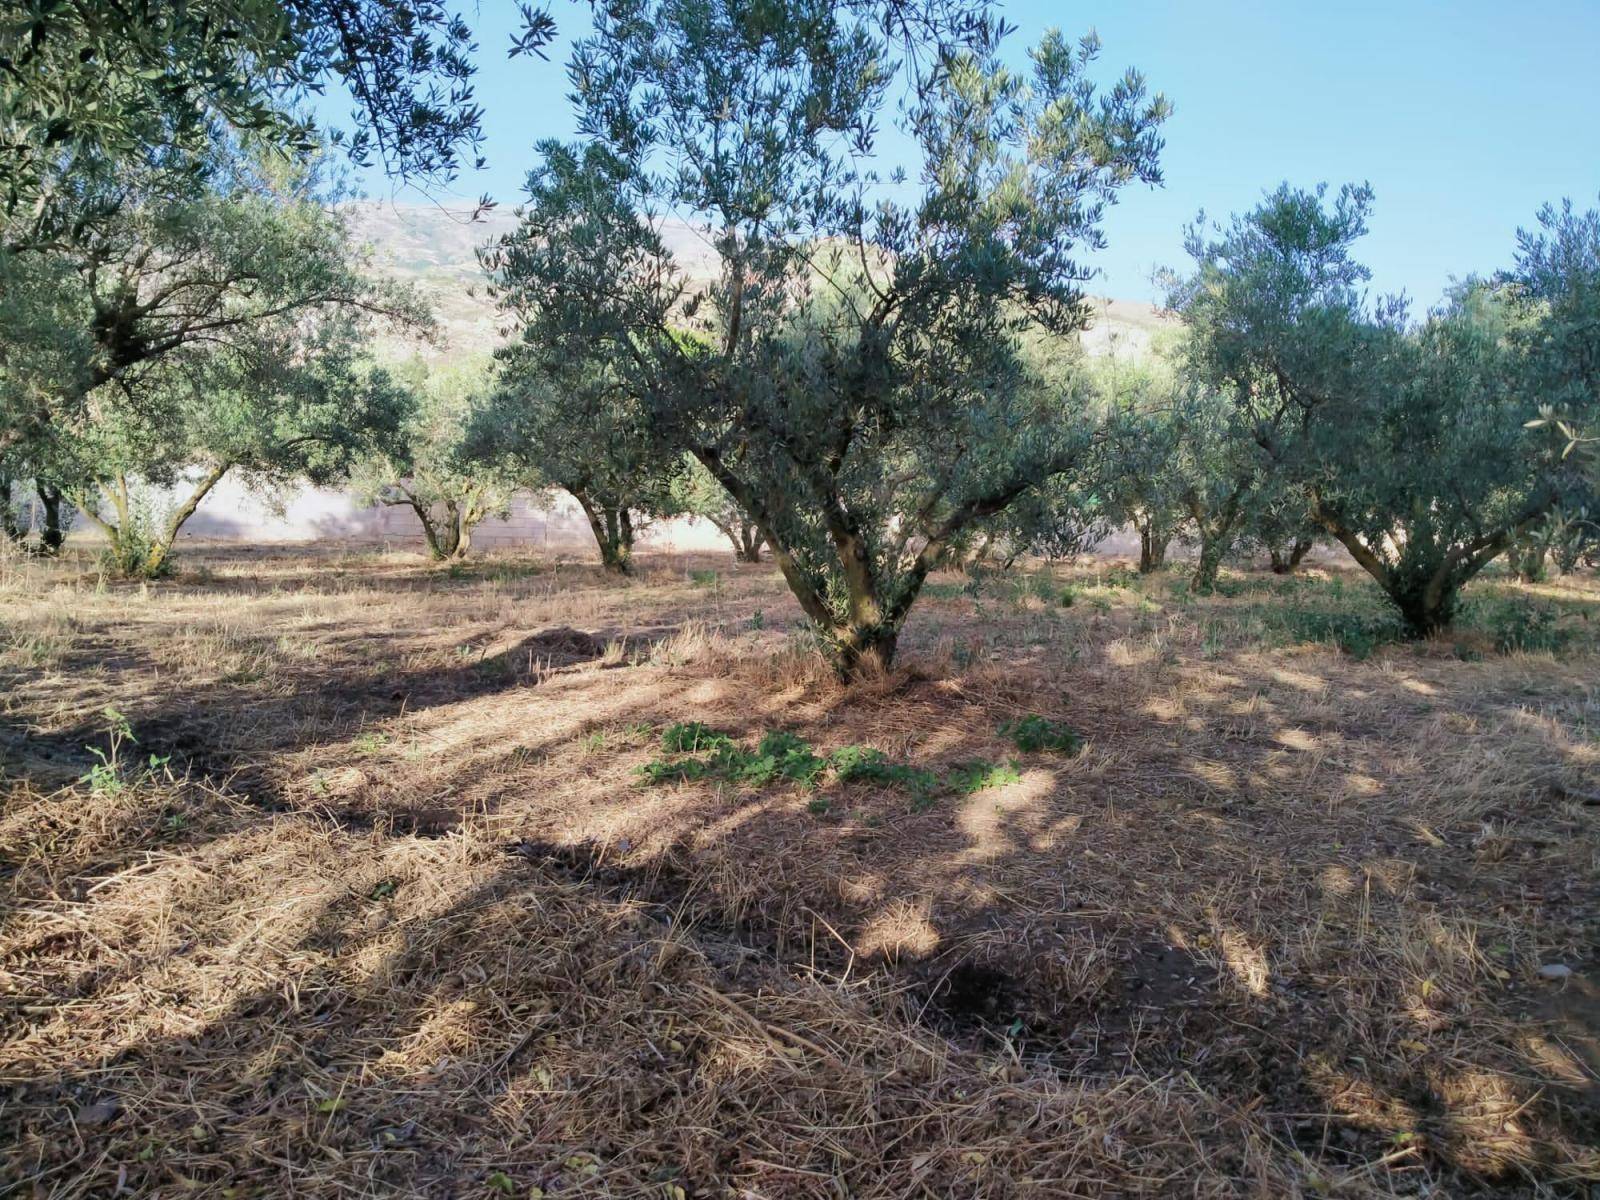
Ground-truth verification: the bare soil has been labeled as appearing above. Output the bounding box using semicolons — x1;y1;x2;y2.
1;544;1597;1197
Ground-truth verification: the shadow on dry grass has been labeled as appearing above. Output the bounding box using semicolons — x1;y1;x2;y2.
2;547;1598;1196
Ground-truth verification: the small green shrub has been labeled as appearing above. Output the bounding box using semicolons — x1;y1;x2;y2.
636;755;716;784
1007;573;1058;606
830;745;940;798
947;759;1023;796
640;728;1032;811
660;721;733;753
641;727;825;788
79;706;170;794
98;515;174;580
1477;596;1567;655
998;714;1084;755
1256;606;1405;660
688;568;719;587
828;743;888;780
1101;564;1137;589
739;730;828;786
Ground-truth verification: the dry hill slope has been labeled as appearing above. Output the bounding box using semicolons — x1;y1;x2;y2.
345;201;1173;358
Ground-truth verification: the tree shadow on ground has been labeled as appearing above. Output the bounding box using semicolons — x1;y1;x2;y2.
2;553;1598;1195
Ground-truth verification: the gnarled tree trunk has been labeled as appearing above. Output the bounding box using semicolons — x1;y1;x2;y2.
1135;517;1168;574
712;516;765;563
75;465;229;578
574;490;635;575
1185;484;1248;594
1308;489;1542;637
1268;536;1313;575
37;484;66;554
381;483;490;562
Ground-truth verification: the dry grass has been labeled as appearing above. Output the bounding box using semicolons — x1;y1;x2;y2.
2;543;1598;1197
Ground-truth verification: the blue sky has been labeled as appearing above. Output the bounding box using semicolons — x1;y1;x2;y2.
344;0;1600;306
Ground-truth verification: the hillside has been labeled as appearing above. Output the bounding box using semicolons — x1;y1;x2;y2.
345;201;1173;359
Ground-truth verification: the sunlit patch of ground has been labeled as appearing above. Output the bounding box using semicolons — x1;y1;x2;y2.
2;542;1597;1196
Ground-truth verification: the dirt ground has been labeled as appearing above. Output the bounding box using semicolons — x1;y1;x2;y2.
2;543;1597;1198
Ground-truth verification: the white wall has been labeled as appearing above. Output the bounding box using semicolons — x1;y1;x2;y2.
38;475;734;554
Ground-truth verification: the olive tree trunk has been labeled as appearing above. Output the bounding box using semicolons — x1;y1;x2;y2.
380;482;494;562
0;476;20;543
1135;518;1169;574
1185;485;1248;594
692;445;1062;681
37;484;66;554
1309;489;1548;637
574;490;636;575
75;465;229;578
1268;536;1314;575
711;516;765;563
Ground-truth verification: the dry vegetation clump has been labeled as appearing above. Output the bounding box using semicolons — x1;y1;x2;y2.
2;545;1598;1197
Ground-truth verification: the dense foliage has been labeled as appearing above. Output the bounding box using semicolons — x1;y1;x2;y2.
1171;184;1595;633
489;0;1168;673
352;357;515;561
0;153;418;574
0;0;560;252
470;361;682;575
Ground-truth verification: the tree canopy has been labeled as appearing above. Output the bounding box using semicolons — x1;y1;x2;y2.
0;0;561;251
1171;183;1592;632
489;0;1168;673
351;356;516;561
0;151;420;574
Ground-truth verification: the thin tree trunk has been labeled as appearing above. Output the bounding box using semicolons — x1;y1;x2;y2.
575;491;633;575
37;484;66;554
1269;536;1314;574
71;489;122;551
1137;520;1168;573
449;513;473;560
143;463;230;578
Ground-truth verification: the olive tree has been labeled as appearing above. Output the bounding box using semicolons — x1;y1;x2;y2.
470;363;682;575
489;0;1168;675
1173;184;1582;634
61;318;404;578
1102;409;1183;575
1095;347;1271;588
2;156;419;576
352;357;515;561
670;458;765;563
1514;197;1600;572
0;151;418;495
